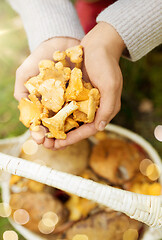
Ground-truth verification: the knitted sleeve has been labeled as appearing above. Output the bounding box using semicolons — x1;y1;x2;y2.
97;0;162;61
8;0;85;52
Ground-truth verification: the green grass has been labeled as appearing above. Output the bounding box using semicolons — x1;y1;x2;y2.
0;0;27;239
0;0;161;239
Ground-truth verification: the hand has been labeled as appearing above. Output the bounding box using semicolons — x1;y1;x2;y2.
15;37;80;101
15;37;80;149
53;22;125;149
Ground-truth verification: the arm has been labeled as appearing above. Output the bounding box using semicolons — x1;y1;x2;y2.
8;0;85;51
8;0;85;150
52;0;162;149
97;0;162;61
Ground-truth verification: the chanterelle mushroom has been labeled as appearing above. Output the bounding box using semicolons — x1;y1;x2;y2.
75;88;100;123
38;59;56;80
55;62;71;81
75;82;91;101
65;67;83;102
38;59;66;83
53;50;69;67
38;79;65;113
64;117;79;132
18;94;43;129
73;110;88;123
42;101;78;139
18;45;101;139
66;45;83;64
24;76;43;97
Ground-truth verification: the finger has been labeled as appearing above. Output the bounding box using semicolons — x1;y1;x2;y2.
14;46;55;101
54;123;97;149
95;73;123;131
52;146;66;151
43;137;55;149
94;85;120;131
14;57;40;101
30;126;47;144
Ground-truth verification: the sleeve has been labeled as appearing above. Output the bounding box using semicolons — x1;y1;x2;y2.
8;0;85;52
96;0;162;61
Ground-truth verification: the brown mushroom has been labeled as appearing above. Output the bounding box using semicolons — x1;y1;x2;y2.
10;192;69;233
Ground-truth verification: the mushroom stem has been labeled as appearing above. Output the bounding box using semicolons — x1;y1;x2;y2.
42;101;78;139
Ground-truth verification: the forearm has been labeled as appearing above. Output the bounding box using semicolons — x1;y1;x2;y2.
8;0;85;52
97;0;162;61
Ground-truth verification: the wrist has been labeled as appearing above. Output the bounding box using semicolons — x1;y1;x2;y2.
42;37;80;49
83;22;125;61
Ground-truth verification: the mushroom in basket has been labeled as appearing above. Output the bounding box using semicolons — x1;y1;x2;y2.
8;130;161;240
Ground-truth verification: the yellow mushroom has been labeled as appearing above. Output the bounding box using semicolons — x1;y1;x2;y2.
72;81;93;101
38;59;64;82
18;94;43;128
66;45;83;64
76;88;100;123
53;50;69;67
28;180;44;193
42;101;78;139
64;117;79;132
65;67;83;102
73;110;88;123
24;76;43;97
55;61;71;81
83;81;93;90
38;79;65;113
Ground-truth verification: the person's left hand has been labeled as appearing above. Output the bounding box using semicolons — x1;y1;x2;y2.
53;22;125;150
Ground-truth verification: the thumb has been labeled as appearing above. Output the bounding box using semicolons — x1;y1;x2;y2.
95;83;122;131
95;92;116;131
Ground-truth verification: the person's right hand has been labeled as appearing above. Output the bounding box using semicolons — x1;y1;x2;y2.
15;37;80;101
15;37;81;149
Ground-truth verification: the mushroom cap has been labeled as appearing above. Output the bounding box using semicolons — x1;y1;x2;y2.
64;117;79;132
10;192;68;233
76;88;100;123
20;138;90;175
66;45;83;63
65;67;83;102
64;211;142;240
73;110;88;123
24;76;43;96
90;139;146;185
38;79;65;113
18;95;43;128
53;50;66;61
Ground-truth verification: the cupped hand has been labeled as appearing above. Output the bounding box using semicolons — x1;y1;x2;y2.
15;37;80;149
53;22;125;150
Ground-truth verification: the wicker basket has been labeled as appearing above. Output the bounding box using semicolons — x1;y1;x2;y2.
0;124;162;240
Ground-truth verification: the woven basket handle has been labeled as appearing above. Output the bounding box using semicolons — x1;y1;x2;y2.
0;152;162;229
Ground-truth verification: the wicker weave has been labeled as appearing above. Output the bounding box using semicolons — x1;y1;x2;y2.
0;124;162;239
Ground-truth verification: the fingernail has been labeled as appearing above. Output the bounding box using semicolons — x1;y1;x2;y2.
98;121;107;131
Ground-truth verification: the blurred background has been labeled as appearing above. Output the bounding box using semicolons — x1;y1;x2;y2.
0;0;161;239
